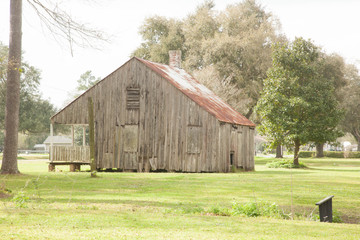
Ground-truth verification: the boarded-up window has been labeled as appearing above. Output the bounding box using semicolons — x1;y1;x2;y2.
126;88;140;109
123;125;138;152
187;126;201;154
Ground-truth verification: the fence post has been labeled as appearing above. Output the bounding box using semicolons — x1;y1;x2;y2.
71;125;74;147
88;97;96;177
50;123;53;162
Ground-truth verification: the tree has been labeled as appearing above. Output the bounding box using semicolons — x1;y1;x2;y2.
192;65;249;113
256;38;344;165
64;70;101;106
201;0;282;118
341;64;360;151
2;0;22;174
76;70;101;93
61;70;101;145
1;0;107;174
132;0;282;118
0;42;58;150
314;54;346;157
132;16;185;64
182;0;219;70
275;145;283;158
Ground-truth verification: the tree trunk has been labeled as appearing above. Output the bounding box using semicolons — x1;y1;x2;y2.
351;130;360;151
293;139;300;166
316;143;324;158
275;145;283;158
245;105;254;119
356;136;360;152
1;0;22;174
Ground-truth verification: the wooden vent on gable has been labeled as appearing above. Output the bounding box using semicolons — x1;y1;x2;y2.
126;87;140;109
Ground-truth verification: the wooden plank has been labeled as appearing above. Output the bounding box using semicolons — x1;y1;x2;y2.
51;146;90;163
243;127;249;170
163;79;169;170
143;67;150;171
200;111;208;172
214;121;220;172
205;114;212;172
152;71;160;172
173;90;181;171
88;97;96;172
178;93;186;172
168;87;176;171
249;128;255;170
138;71;146;171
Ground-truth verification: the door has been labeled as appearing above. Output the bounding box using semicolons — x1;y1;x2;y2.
123;124;138;170
122;87;140;170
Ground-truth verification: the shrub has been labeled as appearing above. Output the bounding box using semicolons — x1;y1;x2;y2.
232;201;260;217
321;151;360;158
332;209;343;223
348;151;360;158
231;201;287;219
323;151;344;158
12;191;30;208
207;205;231;216
179;205;205;214
289;151;360;159
287;151;360;159
298;151;315;158
266;159;306;169
177;201;289;219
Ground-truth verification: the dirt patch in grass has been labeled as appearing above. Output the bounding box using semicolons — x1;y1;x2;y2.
340;211;360;224
280;205;360;224
0;191;11;199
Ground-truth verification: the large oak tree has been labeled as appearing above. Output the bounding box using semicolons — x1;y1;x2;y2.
341;64;360;151
256;38;344;165
132;0;282;118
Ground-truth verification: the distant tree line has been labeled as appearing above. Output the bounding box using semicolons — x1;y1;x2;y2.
0;42;57;150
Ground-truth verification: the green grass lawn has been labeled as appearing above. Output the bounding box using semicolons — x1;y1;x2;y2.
1;156;360;239
0;153;49;160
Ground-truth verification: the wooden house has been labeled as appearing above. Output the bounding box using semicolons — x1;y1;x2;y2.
50;51;255;172
43;135;72;151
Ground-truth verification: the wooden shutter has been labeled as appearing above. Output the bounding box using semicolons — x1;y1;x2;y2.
126;88;140;109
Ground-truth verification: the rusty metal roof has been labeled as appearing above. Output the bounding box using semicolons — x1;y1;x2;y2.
137;57;255;127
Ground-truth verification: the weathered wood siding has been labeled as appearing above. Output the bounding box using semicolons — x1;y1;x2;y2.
51;146;90;163
51;58;254;172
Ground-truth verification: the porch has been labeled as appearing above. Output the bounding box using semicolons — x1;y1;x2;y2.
48;124;90;172
49;146;90;172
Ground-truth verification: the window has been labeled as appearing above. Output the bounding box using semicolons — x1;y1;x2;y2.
123;125;138;152
126;88;140;109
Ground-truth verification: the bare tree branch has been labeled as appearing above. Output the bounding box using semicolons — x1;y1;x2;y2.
26;0;109;55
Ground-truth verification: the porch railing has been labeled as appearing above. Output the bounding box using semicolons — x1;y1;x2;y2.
50;146;90;163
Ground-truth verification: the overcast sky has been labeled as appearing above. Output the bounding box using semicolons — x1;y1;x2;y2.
0;0;359;108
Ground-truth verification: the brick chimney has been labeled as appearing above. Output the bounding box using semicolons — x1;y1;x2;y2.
169;50;181;68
